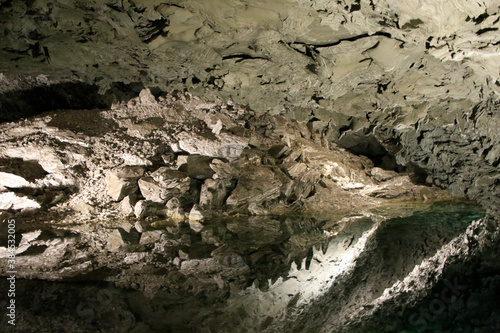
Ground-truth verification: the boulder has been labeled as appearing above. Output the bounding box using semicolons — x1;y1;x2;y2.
165;198;186;220
134;200;168;219
119;195;138;217
226;165;284;213
138;168;191;204
370;167;398;182
199;178;236;209
106;166;145;201
0;172;30;188
137;176;168;203
177;131;248;159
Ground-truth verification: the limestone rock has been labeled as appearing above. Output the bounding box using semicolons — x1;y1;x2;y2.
137;176;168;204
226;165;284;214
138;168;191;204
177;132;248;159
119;195;138;217
138;88;157;106
370;167;398;182
165;198;186;221
106;166;144;202
0;172;30;188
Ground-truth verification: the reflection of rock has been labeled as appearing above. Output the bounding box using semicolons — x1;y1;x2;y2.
189;204;208;221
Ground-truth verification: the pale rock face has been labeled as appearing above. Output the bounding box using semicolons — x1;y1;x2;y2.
0;192;40;210
106;173;139;202
0;172;30;188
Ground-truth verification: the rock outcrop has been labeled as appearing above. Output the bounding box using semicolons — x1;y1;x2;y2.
0;90;450;223
0;1;499;332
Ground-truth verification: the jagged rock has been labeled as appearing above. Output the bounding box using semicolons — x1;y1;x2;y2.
199;178;235;209
138;168;191;204
165;198;186;220
177;132;248;159
134;200;151;219
134;221;144;233
226;165;285;214
137;176;167;204
370;167;398;182
119;195;138;217
106;166;144;202
0;158;48;186
485;145;500;165
187;155;214;180
176;155;189;169
268;144;291;159
138;88;157;106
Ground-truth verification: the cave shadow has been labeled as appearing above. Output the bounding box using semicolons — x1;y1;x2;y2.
0;81;156;123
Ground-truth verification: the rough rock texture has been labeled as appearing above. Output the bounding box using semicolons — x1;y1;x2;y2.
0;90;449;223
0;0;498;208
0;1;500;332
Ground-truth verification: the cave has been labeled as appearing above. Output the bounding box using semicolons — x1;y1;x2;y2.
1;1;499;332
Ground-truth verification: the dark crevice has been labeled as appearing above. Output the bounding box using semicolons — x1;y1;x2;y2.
336;131;398;170
0;81;147;123
138;18;169;44
476;27;498;35
222;54;270;63
290;31;392;49
377;82;390;94
472;12;489;25
425;36;433;49
350;0;361;12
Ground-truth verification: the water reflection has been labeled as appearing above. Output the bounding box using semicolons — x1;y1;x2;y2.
0;201;484;332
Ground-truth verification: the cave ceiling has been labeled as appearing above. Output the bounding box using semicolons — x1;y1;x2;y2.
0;0;499;126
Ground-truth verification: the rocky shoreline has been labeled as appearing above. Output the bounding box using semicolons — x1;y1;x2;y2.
0;89;451;224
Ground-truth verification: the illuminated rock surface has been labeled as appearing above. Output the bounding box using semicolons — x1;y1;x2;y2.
0;0;500;332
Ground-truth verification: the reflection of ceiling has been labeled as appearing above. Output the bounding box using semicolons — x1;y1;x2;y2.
0;0;498;123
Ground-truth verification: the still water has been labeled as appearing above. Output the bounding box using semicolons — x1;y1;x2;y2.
0;200;485;332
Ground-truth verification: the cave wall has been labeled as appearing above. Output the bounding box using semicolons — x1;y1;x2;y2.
0;0;499;201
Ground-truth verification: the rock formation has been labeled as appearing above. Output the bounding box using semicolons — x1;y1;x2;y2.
0;0;499;332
